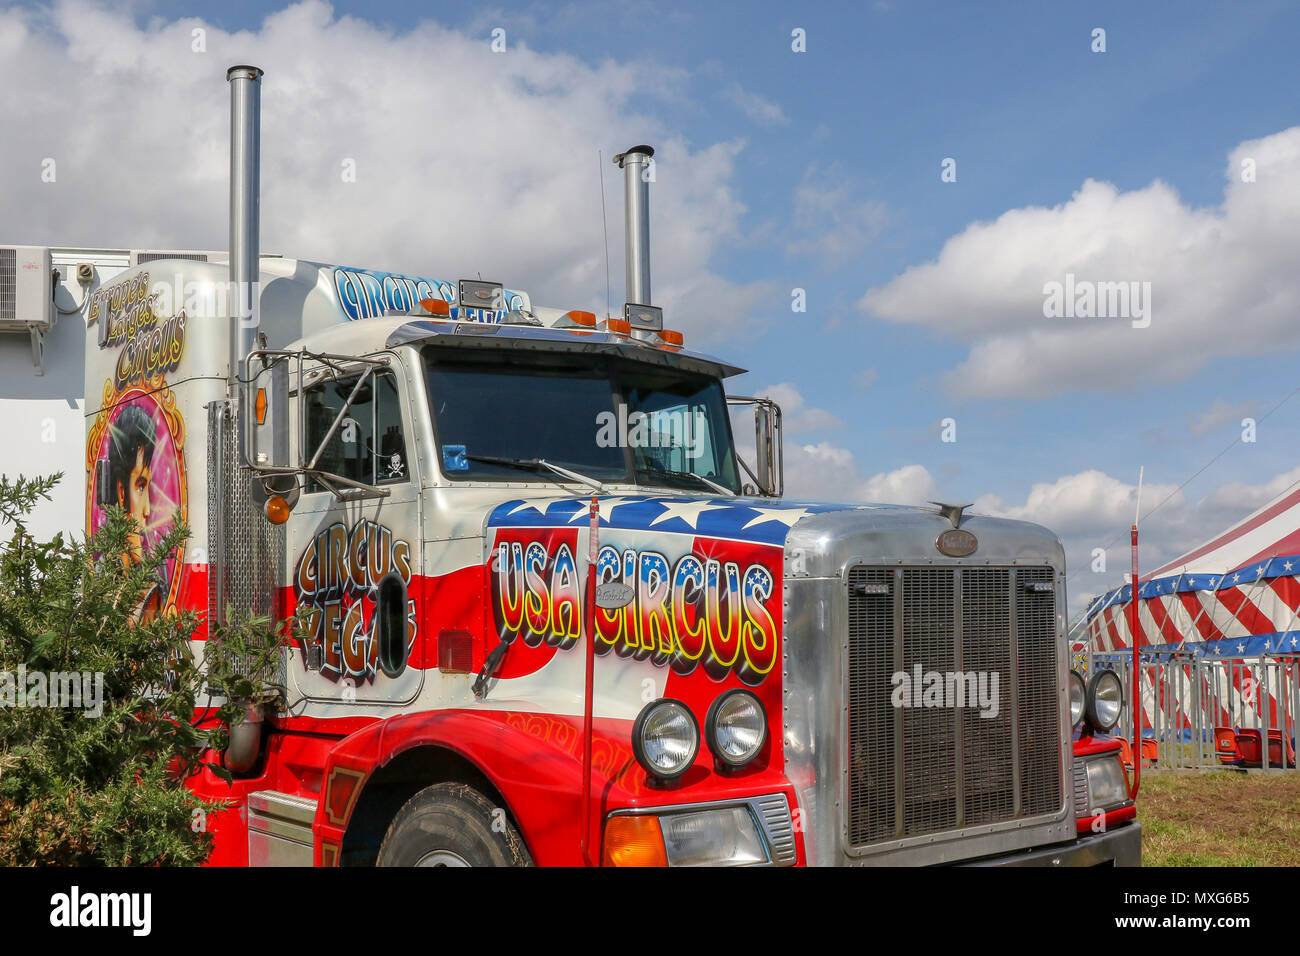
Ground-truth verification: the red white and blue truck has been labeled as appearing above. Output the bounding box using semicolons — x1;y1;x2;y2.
0;65;1139;866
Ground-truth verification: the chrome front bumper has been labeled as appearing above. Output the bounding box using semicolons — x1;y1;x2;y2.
964;821;1142;867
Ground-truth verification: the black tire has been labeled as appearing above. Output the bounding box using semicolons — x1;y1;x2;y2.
376;782;532;867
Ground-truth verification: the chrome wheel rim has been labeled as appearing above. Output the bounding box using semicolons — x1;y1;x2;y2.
415;849;471;867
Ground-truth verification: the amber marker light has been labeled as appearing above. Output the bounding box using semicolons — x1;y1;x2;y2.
255;387;268;424
657;329;684;351
419;297;451;316
601;815;668;867
265;494;292;525
602;318;632;335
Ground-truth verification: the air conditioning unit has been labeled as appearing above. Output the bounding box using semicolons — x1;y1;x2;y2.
0;245;53;374
0;245;52;333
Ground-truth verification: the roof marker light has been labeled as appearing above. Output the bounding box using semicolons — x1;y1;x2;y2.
419;297;451;316
656;329;684;351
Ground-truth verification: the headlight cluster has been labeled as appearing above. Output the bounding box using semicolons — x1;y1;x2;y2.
1084;753;1130;810
1070;668;1123;732
631;699;699;781
632;691;768;782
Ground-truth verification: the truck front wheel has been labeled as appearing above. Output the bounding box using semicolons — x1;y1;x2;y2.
376;782;532;867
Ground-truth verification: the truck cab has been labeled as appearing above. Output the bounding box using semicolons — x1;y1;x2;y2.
12;65;1142;867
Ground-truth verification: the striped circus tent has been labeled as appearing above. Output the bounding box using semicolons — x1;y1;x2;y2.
1083;481;1300;734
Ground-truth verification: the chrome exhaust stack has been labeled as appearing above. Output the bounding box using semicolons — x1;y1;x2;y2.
613;146;663;340
227;64;263;389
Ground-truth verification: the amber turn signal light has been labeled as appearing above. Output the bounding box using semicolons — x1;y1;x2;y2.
601;815;668;867
265;494;292;525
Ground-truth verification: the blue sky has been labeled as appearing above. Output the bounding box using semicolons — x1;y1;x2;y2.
4;0;1300;612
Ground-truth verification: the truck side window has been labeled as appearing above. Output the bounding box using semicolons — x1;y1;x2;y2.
303;369;408;493
374;373;408;484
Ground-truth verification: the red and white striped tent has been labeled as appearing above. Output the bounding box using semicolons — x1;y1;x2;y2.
1084;483;1300;656
1082;481;1300;735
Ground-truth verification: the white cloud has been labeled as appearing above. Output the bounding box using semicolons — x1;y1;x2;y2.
977;466;1300;617
753;382;842;434
1190;397;1258;436
783;444;937;505
731;383;932;502
858;126;1300;398
0;0;766;345
787;165;888;268
860;463;936;505
721;82;788;126
853;367;878;391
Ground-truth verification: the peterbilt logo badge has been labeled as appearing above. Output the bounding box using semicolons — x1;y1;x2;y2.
936;529;978;557
594;581;635;610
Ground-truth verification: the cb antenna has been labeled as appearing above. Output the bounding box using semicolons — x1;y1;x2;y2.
599;148;611;320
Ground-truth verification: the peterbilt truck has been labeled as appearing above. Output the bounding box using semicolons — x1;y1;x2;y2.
0;65;1139;866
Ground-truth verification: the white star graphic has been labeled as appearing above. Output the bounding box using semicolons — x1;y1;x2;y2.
1286;562;1294;572
1210;578;1218;587
505;498;549;518
567;496;635;525
1238;643;1246;653
741;506;811;530
1291;637;1298;648
1232;574;1240;584
1257;565;1266;576
648;499;730;530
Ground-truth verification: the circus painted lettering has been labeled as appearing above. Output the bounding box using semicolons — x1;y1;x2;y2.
88;272;188;389
294;519;416;681
332;267;527;322
490;533;781;686
90;272;154;347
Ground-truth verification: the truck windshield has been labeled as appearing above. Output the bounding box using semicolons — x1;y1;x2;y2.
422;345;741;493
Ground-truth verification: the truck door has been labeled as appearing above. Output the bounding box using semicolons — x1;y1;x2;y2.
285;356;424;706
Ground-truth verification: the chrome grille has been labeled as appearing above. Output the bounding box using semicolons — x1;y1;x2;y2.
961;569;1014;825
900;569;956;835
846;565;1062;849
1017;567;1061;817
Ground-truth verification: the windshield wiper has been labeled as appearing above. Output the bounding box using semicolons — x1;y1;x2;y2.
639;466;736;497
464;454;607;493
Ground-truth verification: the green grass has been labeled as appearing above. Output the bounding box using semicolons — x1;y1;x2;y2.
1139;769;1300;866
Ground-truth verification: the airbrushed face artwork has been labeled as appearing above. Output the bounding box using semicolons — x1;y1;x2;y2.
490;527;781;686
86;394;186;623
294;520;417;681
86;272;190;624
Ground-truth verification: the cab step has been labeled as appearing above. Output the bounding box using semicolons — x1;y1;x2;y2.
248;790;319;866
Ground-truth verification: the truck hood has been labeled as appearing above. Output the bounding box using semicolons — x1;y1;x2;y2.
483;492;1064;567
483;494;890;546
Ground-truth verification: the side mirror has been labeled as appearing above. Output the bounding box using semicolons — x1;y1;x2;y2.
726;395;783;498
754;401;783;498
242;350;291;471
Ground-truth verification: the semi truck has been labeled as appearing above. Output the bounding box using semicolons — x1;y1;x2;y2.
0;65;1139;866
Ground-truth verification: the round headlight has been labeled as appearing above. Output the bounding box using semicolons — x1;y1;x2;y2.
1087;669;1124;732
632;699;699;781
705;689;768;767
1069;671;1086;728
